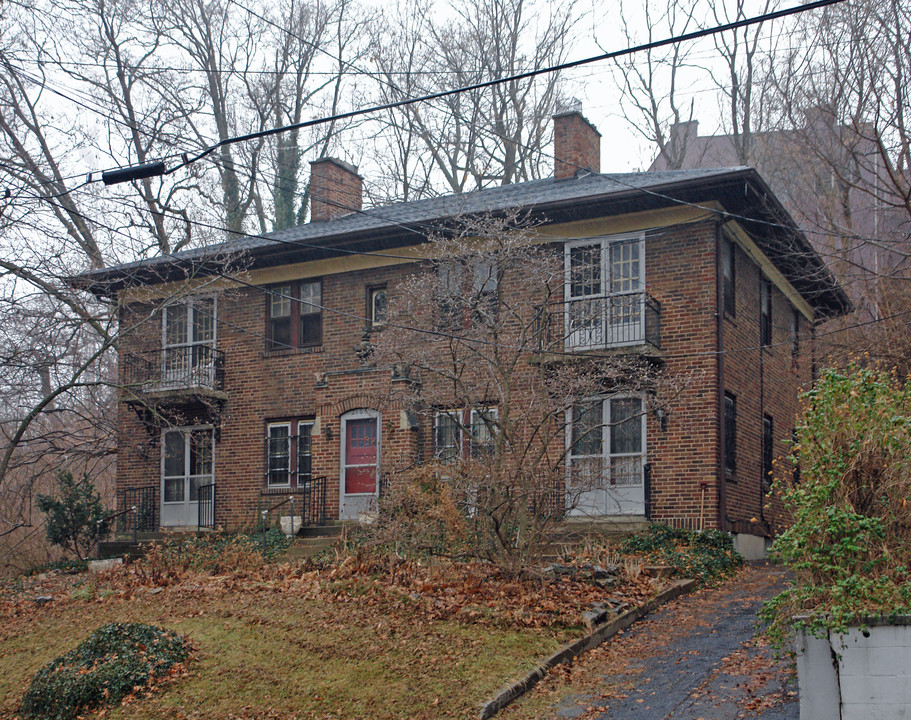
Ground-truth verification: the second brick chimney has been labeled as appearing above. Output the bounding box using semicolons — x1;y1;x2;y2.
309;157;362;222
553;110;601;179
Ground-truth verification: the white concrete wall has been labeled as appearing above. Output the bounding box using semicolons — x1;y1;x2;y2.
732;533;769;561
795;620;911;720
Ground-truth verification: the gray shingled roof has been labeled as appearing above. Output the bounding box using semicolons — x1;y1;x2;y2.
88;167;743;276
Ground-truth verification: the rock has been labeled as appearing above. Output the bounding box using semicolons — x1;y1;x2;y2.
147;587;163;595
33;596;53;606
87;558;122;574
582;608;608;629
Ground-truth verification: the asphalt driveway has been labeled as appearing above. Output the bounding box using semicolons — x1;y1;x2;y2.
501;563;798;720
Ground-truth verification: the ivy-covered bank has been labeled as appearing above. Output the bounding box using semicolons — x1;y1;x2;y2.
762;365;911;643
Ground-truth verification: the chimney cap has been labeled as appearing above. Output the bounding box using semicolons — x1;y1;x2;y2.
309;156;362;178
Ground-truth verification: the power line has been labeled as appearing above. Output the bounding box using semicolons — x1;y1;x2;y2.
106;0;845;182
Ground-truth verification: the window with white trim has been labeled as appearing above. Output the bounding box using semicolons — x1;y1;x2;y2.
568;396;645;487
564;234;645;349
162;427;214;503
266;419;314;488
434;407;498;461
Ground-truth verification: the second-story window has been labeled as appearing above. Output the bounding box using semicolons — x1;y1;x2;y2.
723;239;735;316
268;280;322;350
162;298;215;385
760;278;772;347
369;287;387;327
564;233;645;349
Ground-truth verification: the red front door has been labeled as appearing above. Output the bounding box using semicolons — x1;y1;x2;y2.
344;418;378;494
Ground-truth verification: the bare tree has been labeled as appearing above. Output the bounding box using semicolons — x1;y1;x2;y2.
369;214;688;573
605;0;701;170
368;0;579;200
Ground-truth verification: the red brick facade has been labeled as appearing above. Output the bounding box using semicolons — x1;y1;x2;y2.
115;214;814;539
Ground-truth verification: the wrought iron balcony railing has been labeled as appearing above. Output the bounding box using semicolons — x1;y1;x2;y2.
535;291;661;353
123;345;226;393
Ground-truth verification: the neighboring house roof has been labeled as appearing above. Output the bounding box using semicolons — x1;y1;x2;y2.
75;166;851;318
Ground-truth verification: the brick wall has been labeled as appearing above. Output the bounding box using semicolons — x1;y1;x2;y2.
114;218;814;537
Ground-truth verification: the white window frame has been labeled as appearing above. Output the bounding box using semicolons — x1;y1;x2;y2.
469;407;498;458
565;394;647;487
434;410;462;463
162;296;217;350
161;425;215;505
563;232;645;350
266;422;293;488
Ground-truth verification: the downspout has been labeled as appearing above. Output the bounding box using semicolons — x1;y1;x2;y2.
715;221;728;533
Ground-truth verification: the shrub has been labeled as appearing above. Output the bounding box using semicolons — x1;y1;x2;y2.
622;524;743;583
761;365;911;644
20;622;189;720
137;529;290;583
36;470;108;560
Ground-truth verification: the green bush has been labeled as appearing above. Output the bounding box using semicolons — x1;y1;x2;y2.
20;622;189;720
761;365;911;644
36;470;108;561
622;524;743;583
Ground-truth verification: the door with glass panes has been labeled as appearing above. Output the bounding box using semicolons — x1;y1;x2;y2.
161;427;214;527
566;397;645;516
564;235;644;350
162;299;215;389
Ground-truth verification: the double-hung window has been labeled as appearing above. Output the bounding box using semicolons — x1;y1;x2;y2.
434;407;498;462
162;297;216;388
760;278;772;347
724;392;737;477
266;420;314;489
723;239;736;316
268;280;322;350
564;233;645;349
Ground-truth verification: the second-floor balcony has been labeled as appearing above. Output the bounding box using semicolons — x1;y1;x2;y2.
536;291;661;354
123;345;226;396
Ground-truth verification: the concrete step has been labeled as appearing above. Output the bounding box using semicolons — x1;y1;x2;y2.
283;536;339;560
297;521;347;538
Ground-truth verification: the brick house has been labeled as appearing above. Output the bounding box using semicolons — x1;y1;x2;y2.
80;111;849;554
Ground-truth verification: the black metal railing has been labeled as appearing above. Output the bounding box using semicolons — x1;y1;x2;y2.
535;291;661;352
260;475;327;527
197;482;216;530
118;485;157;534
123;345;226;393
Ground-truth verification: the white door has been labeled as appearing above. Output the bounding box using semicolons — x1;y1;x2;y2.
566;397;645;516
161;427;214;527
339;411;380;521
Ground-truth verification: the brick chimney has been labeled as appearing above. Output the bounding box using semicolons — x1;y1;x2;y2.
309;157;362;222
553;110;601;179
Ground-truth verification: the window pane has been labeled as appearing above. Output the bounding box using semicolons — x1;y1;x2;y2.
371;289;387;324
164;477;184;503
570;245;601;298
164;431;185;477
270;317;291;349
165;304;188;347
470;409;497;457
300;314;321;346
271;286;292;318
192;298;215;344
472;260;498;295
723;241;735;315
268;425;290;485
571;403;602;457
300;281;321;315
435;413;460;463
611;456;642;486
610;398;642;455
610;241;641;293
297;424;312;480
189;430;213;477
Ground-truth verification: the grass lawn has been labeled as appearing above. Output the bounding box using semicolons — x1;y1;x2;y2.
0;569;570;720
